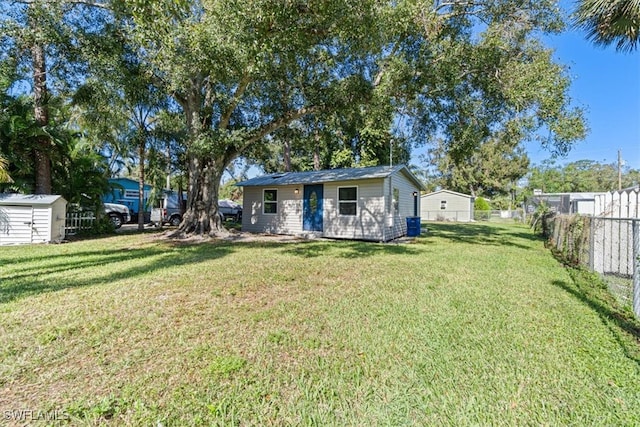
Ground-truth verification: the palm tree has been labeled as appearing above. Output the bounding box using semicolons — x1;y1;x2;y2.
574;0;640;52
0;154;12;183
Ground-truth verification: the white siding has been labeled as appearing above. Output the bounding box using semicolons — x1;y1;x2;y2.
421;190;473;222
323;179;386;241
31;207;51;243
51;199;67;240
387;171;421;240
241;169;422;241
574;200;595;215
242;185;303;235
0;206;33;245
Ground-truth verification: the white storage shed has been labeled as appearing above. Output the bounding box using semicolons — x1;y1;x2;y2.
421;189;474;222
0;194;67;245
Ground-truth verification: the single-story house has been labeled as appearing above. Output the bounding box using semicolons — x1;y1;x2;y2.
0;194;67;245
421;189;474;222
236;165;425;241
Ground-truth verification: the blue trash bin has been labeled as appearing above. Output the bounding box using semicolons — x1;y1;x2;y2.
406;216;421;237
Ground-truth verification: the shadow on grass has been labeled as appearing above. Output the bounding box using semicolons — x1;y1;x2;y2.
552;273;640;365
0;242;235;305
3;248;166;280
2;237;414;304
420;221;542;250
278;239;425;259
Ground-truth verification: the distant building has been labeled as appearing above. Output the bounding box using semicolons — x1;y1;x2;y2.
103;178;153;220
421;190;474;222
529;192;606;216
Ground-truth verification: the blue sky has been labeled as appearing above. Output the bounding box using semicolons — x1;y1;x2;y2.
529;27;640;170
410;11;640;173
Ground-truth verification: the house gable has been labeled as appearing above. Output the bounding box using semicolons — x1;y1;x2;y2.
421;189;474;222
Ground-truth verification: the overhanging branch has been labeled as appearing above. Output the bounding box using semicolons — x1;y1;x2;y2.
228;105;323;160
219;68;253;131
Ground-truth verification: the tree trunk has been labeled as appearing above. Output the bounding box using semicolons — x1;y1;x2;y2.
32;42;52;195
284;138;291;172
313;129;321;171
179;153;225;236
138;139;146;231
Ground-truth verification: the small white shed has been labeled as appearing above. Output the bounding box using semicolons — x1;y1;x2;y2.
421;189;474;222
0;194;67;245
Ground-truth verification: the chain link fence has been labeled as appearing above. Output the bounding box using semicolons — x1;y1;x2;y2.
421;209;525;223
475;210;525;223
545;215;640;315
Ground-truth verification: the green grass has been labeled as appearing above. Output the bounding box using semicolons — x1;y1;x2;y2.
1;222;640;425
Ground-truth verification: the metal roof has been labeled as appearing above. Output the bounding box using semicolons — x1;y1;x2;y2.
237;165;425;189
422;189;474;199
0;194;66;206
535;192;606;201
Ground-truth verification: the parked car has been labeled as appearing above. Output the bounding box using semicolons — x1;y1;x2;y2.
103;202;131;229
150;206;183;227
219;199;243;221
150;197;241;226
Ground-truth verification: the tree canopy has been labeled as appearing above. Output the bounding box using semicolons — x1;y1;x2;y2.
1;0;589;235
526;159;640;193
426;136;530;198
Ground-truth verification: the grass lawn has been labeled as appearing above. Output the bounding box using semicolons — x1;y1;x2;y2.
1;222;640;425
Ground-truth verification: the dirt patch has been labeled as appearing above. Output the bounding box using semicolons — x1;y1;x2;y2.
155;228;320;245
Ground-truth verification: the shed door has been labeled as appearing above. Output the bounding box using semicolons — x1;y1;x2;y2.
303;184;323;232
0;206;34;245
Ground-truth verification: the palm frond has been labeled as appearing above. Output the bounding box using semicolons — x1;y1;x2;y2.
0;155;13;183
573;0;640;52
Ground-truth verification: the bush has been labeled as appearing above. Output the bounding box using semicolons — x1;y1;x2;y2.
474;197;491;221
75;216;116;237
474;197;490;211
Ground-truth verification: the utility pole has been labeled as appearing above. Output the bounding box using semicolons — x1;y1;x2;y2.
618;149;622;191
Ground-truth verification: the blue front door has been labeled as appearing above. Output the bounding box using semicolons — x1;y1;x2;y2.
303;184;323;232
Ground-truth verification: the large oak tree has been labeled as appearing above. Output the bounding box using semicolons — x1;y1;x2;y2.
3;0;588;237
114;0;388;235
111;0;586;236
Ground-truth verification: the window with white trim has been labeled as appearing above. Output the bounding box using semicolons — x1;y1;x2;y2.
124;190;139;199
338;186;357;216
263;189;278;214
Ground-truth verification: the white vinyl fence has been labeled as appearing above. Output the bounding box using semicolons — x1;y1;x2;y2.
594;188;640;218
65;211;96;236
546;188;640;317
